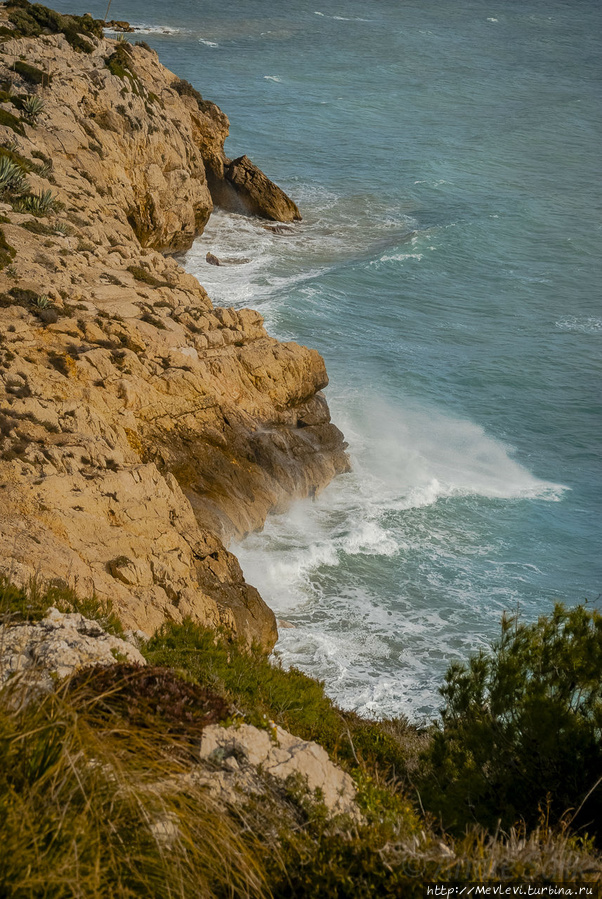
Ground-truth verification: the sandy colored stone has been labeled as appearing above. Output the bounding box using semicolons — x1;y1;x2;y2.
0;607;146;692
0;25;348;648
198;722;360;819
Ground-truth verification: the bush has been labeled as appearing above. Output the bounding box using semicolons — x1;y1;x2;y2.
7;1;102;52
144;619;412;782
0;674;266;899
0;227;16;270
13;60;50;87
421;603;602;839
0;108;25;136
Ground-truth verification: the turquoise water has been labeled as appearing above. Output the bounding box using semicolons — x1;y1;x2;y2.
55;0;601;719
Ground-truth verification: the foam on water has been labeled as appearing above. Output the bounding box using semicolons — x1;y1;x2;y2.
72;0;602;720
555;317;602;334
125;23;185;34
235;395;567;718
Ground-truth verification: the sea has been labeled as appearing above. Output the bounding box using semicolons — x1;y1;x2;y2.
53;0;601;721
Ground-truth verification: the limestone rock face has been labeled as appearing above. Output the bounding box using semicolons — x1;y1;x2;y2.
0;23;348;646
223;155;302;222
0;608;146;692
198;722;360;819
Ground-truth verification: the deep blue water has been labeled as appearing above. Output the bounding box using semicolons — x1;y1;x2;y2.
54;0;601;719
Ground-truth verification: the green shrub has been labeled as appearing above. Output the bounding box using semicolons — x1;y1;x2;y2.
144;619;411;782
13;187;60;215
0;107;25;135
105;43;141;93
0;227;16;270
13;60;50;87
0;155;28;195
7;2;102;52
0;576;124;636
171;77;203;106
421;603;602;839
20;93;45;123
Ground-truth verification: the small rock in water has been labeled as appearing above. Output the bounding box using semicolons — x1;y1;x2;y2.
206;252;249;266
262;223;296;235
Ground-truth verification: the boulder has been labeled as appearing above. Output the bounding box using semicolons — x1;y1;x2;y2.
0;608;146;692
223;155;302;222
199;722;360;819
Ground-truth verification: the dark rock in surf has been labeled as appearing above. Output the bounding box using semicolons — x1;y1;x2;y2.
263;223;296;235
223;155;302;223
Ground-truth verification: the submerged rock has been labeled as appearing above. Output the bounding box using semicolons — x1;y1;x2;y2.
205;252;250;265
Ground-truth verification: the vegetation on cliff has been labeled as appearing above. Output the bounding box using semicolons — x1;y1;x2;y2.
0;580;600;896
0;4;599;893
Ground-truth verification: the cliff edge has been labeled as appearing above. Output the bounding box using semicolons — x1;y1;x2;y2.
0;3;349;648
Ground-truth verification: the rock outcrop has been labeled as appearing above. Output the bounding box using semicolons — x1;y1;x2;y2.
221;155;302;222
0;5;349;647
0;607;146;691
198;722;360;819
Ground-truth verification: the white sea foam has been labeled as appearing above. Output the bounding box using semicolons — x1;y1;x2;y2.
264;75;282;82
555;316;602;334
234;394;567;718
314;11;371;22
487;18;499;23
338;398;567;506
127;23;184;35
371;252;424;264
199;37;219;47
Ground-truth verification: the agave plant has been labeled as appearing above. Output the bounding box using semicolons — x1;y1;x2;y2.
31;159;52;178
0;155;28;196
21;95;45;124
16;188;60;216
52;221;71;236
34;294;51;308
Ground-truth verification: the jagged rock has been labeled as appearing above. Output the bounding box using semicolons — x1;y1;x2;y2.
0;608;146;692
223;155;302;222
206;252;249;265
198;722;360;819
0;23;348;648
263;223;296;235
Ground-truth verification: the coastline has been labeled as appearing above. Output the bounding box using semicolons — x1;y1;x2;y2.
0;2;348;647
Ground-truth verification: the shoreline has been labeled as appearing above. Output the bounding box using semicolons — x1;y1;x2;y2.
0;2;348;647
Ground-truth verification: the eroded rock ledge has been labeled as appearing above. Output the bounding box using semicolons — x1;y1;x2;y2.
0;7;349;648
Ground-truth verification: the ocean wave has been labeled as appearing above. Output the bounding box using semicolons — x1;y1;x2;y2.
370;251;424;265
314;11;372;21
198;37;219;47
264;75;283;82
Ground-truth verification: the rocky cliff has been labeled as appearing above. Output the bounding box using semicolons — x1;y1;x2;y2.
0;2;349;648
